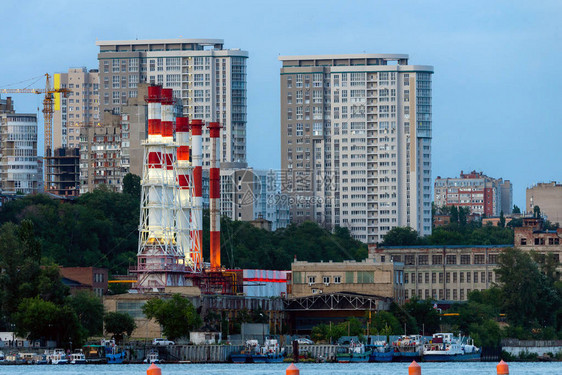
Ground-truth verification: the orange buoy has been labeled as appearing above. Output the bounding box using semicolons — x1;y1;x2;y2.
286;363;300;375
147;363;162;375
408;360;421;375
497;360;509;375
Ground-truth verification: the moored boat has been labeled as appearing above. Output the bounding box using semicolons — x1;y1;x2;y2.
367;340;394;362
423;333;481;362
49;349;69;364
263;338;285;363
336;340;372;363
392;335;424;362
143;350;160;364
70;350;87;364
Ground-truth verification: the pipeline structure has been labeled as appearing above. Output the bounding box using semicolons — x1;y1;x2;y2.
133;85;226;292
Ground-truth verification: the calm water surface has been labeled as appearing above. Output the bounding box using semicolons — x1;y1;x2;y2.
0;362;560;375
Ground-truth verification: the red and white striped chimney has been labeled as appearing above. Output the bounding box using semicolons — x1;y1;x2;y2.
208;121;221;270
161;89;175;242
176;117;196;270
190;119;204;271
146;85;163;239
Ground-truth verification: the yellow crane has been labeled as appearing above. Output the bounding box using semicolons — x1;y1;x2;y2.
0;73;72;158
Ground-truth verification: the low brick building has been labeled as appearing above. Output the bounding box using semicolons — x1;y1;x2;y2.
371;244;512;301
59;267;109;296
290;256;404;304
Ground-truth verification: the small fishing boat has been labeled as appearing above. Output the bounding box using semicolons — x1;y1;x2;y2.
263;339;285;363
143;350;160;364
49;349;69;365
392;335;424;362
336;340;372;363
70;350;87;364
368;340;394;362
423;333;481;362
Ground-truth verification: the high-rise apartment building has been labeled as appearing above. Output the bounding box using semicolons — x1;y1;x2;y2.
96;39;248;166
434;170;512;216
279;54;433;243
0;97;40;195
52;68;100;150
527;182;562;225
219;163;289;231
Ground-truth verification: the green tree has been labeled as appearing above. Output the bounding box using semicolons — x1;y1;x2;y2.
381;227;421;246
450;206;459;224
104;312;137;344
401;297;440;334
499;210;506;228
496;248;560;328
123;173;141;200
142;294;201;341
533;205;541;218
14;297;85;347
371;311;402;335
66;291;104;337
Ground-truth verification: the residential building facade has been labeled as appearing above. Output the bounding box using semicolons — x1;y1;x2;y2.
526;182;562;225
96;38;248;165
79;113;122;193
0;98;40;195
279;54;433;244
52;67;100;150
219;163;289;231
434;170;512;216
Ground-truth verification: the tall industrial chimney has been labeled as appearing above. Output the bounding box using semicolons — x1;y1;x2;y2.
190;119;204;271
208;121;221;270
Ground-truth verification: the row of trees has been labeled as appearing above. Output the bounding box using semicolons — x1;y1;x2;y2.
0;174;368;274
0;219;140;346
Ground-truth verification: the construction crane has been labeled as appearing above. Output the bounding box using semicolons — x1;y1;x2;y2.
0;73;72;158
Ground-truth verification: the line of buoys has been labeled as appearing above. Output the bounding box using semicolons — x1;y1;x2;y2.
144;359;509;375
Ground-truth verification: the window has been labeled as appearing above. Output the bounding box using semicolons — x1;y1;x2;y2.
474;272;478;283
404;255;415;265
424;272;429;284
467;271;471;283
520;238;527;245
432;255;442;265
460;272;464;283
323;276;330;284
334;276;341;284
460;255;471;264
346;271;355;283
357;271;374;283
404;273;409;284
481;272;486;283
418;255;428;265
432;272;436;283
474;254;485;264
446;255;457;265
417;273;422;284
453;272;457;283
446;272;450;283
439;272;443;283
308;276;316;284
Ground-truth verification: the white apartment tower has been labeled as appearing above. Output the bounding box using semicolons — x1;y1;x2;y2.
279;54;433;243
96;39;248;166
0;98;40;195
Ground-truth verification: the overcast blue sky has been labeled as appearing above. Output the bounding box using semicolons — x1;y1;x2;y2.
1;0;560;208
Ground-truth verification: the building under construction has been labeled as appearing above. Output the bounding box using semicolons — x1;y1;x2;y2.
44;147;80;197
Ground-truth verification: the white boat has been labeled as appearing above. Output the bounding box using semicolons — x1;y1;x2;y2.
70;350;87;364
143;350;160;364
423;333;481;362
49;348;69;364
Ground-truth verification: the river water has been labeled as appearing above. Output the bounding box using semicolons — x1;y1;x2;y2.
0;362;560;375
